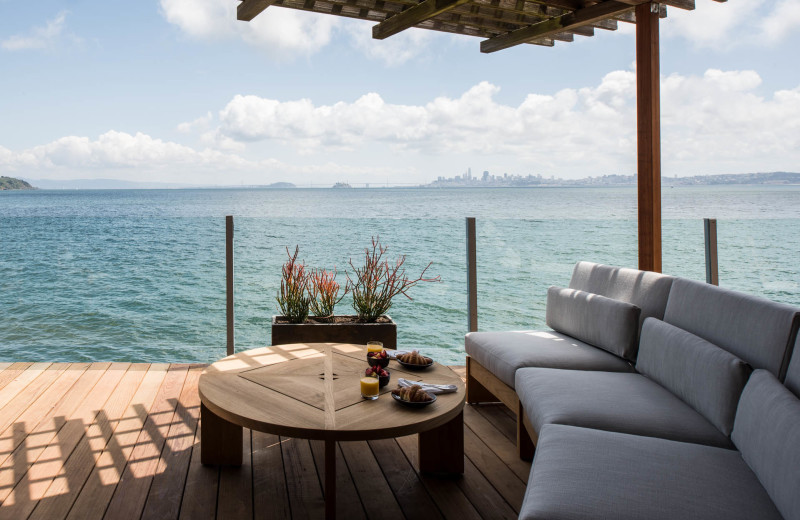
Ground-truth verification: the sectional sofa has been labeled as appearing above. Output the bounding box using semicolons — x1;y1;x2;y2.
465;262;800;520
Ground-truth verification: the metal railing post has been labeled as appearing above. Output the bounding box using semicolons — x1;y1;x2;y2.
226;215;235;355
466;217;478;332
704;218;718;286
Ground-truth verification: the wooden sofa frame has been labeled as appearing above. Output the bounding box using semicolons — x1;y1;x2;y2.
466;355;536;460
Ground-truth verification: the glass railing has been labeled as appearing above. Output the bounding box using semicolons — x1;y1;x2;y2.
1;186;798;366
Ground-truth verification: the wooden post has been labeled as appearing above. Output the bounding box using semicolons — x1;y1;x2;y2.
226;216;234;356
704;218;719;285
466;217;478;332
636;2;662;273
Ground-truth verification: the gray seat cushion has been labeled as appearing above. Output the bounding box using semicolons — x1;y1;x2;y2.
569;261;675;332
785;335;800;398
464;330;634;388
636;318;752;436
664;277;800;380
732;370;800;520
546;286;641;361
520;424;782;520
515;367;732;447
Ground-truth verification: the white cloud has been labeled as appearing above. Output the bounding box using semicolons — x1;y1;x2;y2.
5;70;800;184
0;130;407;184
1;11;73;51
342;19;437;66
665;0;800;48
159;0;337;58
177;112;213;133
198;68;800;175
212;75;637;171
758;0;800;44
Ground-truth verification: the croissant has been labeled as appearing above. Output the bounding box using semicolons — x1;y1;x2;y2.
397;350;432;365
392;384;433;402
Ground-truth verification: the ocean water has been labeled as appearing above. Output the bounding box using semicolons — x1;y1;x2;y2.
1;186;799;365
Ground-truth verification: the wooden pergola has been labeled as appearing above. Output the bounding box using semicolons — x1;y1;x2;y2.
237;0;725;273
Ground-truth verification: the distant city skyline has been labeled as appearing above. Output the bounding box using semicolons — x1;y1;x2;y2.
1;1;799;186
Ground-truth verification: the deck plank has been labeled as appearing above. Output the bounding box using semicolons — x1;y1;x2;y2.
464;405;530;482
281;437;325;519
473;404;517;443
178;421;219;520
395;434;483;520
0;363;535;519
0;362;91;503
309;440;366;520
66;364;170;520
368;438;443;520
27;364;149;520
103;365;190;520
0;363;61;434
459;458;519;519
252;432;290;520
0;362;33;394
141;365;203;520
463;425;527;511
0;363;125;519
216;428;253;520
340;440;404;520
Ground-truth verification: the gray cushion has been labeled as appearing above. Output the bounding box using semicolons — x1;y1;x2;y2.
546;286;641;361
515;367;732;447
636;318;752;436
785;334;800;398
732;370;800;520
569;261;675;331
464;330;633;388
520;424;782;520
664;277;800;380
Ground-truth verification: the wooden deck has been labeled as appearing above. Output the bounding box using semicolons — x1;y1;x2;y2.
0;362;530;519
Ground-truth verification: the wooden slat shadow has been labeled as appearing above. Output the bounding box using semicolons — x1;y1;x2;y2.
0;363;530;519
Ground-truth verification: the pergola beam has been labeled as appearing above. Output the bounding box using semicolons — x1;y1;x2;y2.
237;0;276;21
480;0;637;53
373;0;472;39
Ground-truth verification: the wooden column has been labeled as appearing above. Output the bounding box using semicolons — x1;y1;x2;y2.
636;2;662;272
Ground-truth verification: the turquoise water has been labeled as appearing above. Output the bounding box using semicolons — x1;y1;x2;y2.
1;186;799;364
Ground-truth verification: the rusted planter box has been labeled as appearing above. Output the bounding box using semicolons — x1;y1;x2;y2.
271;315;397;349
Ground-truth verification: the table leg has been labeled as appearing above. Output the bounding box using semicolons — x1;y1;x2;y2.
201;402;243;466
418;410;464;474
325;439;336;519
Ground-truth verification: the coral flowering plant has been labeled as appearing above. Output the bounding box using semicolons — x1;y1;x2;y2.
347;237;440;322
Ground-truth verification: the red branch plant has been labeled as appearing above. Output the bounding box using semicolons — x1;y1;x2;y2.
347;237;440;322
309;268;348;320
276;246;310;323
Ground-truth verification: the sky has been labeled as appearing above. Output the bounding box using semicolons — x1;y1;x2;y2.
0;0;799;186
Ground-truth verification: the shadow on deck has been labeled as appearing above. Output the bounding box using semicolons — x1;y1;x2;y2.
0;362;529;519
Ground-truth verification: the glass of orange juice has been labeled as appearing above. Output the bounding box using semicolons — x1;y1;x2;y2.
360;377;379;400
367;341;383;353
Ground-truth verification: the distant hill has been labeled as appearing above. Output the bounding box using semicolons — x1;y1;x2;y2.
0;176;35;190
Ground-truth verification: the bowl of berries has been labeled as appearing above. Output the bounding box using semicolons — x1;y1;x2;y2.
365;365;391;388
367;349;390;369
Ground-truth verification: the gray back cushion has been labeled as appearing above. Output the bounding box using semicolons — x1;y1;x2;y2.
569;261;675;330
664;277;800;380
637;318;752;436
732;370;800;520
785;335;800;398
546;286;641;361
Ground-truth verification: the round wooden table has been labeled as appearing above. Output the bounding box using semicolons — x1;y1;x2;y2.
198;343;466;518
